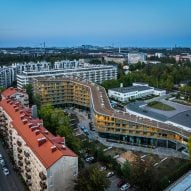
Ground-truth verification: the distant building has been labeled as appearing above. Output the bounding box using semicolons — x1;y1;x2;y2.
104;55;127;64
0;60;117;89
0;88;78;191
155;53;164;58
109;83;166;102
153;88;166;96
108;86;154;102
128;52;147;64
17;63;117;88
0;66;16;88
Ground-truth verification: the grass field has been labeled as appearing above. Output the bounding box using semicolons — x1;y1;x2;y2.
148;101;175;111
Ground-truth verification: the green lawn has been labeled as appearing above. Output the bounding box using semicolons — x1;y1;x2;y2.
148;101;175;111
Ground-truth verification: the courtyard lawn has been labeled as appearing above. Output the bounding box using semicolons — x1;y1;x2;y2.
148;101;175;111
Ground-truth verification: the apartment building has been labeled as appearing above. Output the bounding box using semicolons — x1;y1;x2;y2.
128;52;147;64
0;60;117;89
0;88;78;191
33;76;190;152
17;64;117;88
0;66;16;88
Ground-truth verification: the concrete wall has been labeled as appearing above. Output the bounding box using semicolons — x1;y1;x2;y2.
47;156;78;191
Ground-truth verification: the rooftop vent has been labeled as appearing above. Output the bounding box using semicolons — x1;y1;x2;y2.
37;137;46;146
35;129;40;135
51;145;57;152
22;119;28;124
62;145;66;150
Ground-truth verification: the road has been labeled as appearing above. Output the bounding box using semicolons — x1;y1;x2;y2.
0;141;26;191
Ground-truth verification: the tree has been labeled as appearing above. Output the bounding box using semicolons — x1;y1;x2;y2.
129;157;158;191
39;104;81;153
121;160;131;180
23;84;33;105
74;165;110;191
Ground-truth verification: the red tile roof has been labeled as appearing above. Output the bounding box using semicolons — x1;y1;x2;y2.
0;90;77;169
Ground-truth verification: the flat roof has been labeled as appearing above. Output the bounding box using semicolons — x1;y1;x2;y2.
110;86;153;94
168;110;191;129
165;171;191;191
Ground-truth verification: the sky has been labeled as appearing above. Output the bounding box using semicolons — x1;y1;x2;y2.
0;0;191;48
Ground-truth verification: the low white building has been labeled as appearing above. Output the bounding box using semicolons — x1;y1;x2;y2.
153;88;166;96
108;86;154;102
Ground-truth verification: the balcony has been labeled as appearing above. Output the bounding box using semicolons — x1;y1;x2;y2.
18;154;23;160
26;172;31;179
18;160;23;167
24;158;30;165
24;151;30;158
17;147;22;153
40;181;47;189
17;140;22;147
25;166;31;172
39;172;46;180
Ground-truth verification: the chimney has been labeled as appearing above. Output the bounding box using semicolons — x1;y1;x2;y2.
37;137;46;146
51;145;57;152
35;129;40;135
31;105;38;118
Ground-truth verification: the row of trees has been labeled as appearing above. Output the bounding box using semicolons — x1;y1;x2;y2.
102;62;191;91
39;104;80;153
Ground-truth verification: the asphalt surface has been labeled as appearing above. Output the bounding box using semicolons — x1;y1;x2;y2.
0;141;26;191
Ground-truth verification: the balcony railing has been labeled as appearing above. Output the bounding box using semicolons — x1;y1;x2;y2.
39;172;46;180
17;140;22;147
17;147;22;153
40;181;47;189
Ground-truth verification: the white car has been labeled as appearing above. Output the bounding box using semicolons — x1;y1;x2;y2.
3;167;9;176
106;171;114;178
120;183;130;191
0;159;5;165
85;156;94;163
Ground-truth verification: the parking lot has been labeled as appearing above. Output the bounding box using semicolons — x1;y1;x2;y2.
0;141;25;191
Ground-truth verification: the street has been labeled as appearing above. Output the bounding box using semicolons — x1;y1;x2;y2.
0;141;26;191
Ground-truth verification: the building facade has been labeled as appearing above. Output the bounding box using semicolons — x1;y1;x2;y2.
0;88;78;191
108;86;154;102
0;66;16;88
33;77;191;152
17;64;117;88
128;52;147;64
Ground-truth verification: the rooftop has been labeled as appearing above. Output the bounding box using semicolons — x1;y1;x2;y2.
110;86;153;94
34;76;191;138
0;88;76;169
165;171;191;191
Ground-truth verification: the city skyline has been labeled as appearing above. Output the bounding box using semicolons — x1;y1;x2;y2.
0;0;191;48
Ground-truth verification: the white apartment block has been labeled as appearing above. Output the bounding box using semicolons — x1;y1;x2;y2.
0;66;16;88
0;88;78;191
128;52;147;64
17;64;117;88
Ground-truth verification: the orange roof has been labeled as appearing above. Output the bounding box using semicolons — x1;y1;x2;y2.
0;97;76;169
1;87;18;98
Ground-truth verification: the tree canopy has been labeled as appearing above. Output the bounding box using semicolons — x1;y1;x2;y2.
74;165;110;191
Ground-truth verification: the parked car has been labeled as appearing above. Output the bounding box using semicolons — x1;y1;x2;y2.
117;179;126;188
0;159;5;166
2;167;9;176
85;156;94;163
120;183;130;191
106;171;114;178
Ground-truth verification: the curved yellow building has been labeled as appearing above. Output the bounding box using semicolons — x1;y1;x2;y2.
33;77;191;151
